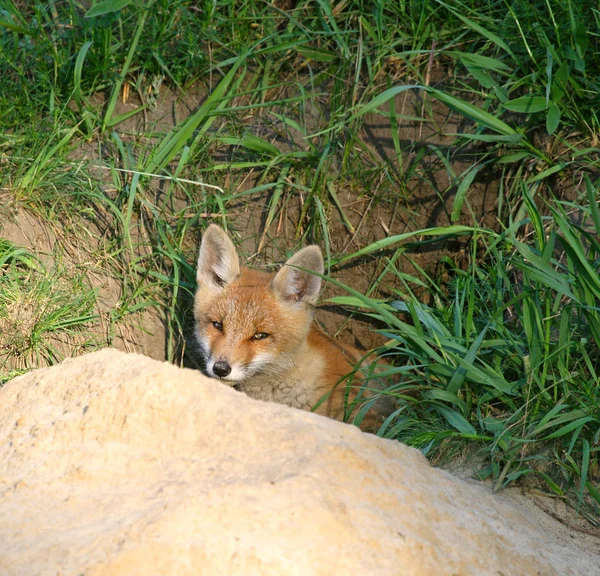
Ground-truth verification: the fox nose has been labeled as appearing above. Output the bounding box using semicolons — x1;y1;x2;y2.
213;360;231;378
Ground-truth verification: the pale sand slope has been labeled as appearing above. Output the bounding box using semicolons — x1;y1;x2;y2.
0;349;598;575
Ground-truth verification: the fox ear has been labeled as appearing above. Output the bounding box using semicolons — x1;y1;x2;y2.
271;246;324;305
197;225;241;289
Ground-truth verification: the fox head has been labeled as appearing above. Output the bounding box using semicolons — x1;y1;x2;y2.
194;224;324;385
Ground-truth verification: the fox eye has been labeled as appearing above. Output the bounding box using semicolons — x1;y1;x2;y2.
252;332;269;341
212;321;223;331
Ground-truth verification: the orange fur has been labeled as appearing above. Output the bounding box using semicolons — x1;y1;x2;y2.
194;225;394;431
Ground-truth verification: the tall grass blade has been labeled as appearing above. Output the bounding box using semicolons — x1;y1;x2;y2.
145;51;249;174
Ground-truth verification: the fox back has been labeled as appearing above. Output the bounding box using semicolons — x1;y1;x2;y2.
194;224;394;431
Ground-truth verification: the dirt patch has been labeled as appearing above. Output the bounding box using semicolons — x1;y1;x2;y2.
1;209;57;263
0;208;166;368
58;76;504;359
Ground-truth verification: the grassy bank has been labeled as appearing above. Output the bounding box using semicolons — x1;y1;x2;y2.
0;0;598;518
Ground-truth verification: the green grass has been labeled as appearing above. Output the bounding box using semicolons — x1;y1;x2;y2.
0;0;599;518
0;239;98;369
331;187;600;516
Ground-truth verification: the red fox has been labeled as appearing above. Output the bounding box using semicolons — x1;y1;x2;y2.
194;224;395;431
